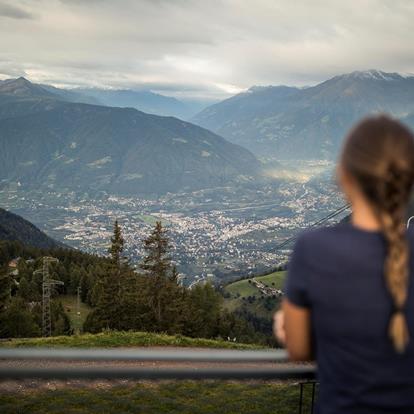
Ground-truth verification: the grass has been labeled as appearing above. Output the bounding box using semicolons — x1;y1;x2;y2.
223;271;285;315
0;331;264;349
225;271;286;297
0;381;317;414
60;295;92;333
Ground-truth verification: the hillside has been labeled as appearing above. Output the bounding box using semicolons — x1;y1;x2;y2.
192;70;414;159
222;271;285;343
224;271;285;317
0;78;261;195
0;78;66;121
0;207;62;249
0;330;260;349
73;88;198;119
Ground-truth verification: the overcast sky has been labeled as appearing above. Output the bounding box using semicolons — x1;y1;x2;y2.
0;0;413;100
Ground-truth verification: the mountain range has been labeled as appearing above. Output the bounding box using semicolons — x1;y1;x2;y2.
0;77;261;195
0;77;208;119
0;207;62;249
192;70;414;159
67;88;207;120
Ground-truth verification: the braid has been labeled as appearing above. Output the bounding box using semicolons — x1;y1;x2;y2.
376;166;411;353
341;115;414;353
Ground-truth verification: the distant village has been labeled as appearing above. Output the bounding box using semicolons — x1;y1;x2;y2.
0;167;344;286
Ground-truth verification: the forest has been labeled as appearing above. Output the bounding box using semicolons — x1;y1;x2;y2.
0;221;268;344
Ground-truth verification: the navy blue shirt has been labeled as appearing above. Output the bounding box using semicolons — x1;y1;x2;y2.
285;221;414;414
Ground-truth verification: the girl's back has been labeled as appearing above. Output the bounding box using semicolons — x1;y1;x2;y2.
286;221;414;413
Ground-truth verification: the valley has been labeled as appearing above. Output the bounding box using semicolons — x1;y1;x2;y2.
0;163;346;286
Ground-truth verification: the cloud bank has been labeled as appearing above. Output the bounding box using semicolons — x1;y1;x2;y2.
0;0;413;100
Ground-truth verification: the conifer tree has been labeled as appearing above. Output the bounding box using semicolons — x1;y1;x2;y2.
0;268;10;313
139;221;181;329
0;297;40;338
109;220;124;266
140;221;171;278
84;220;126;332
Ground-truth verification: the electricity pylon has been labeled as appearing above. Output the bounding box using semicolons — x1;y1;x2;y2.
76;285;81;334
33;256;64;337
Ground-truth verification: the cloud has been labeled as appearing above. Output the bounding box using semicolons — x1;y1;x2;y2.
0;2;34;19
0;0;413;100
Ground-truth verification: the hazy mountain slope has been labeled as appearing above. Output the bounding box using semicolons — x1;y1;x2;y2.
193;85;300;129
73;88;195;119
0;77;201;119
0;79;261;195
192;70;414;159
0;208;62;249
40;84;101;105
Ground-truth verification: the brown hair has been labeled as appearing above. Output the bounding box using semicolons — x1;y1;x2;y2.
340;115;414;353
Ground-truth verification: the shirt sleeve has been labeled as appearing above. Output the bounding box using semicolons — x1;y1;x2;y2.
284;234;311;308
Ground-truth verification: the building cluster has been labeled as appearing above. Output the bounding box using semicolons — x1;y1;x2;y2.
251;278;283;297
0;169;346;285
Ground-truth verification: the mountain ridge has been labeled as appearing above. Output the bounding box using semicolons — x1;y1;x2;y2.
192;70;414;159
0;207;63;249
0;77;206;119
0;78;262;195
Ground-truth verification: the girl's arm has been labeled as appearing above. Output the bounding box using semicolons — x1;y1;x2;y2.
274;299;312;361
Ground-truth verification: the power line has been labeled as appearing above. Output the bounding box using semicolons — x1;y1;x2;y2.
273;203;351;252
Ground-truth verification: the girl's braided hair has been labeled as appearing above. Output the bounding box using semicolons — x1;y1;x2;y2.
341;115;414;353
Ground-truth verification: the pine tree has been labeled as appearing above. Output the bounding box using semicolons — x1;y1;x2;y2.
183;283;222;338
84;220;126;332
0;269;10;313
109;220;124;267
139;221;179;329
17;277;31;301
140;221;171;279
0;297;40;338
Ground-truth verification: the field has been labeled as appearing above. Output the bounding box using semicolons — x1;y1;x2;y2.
60;295;92;333
0;381;316;414
225;271;286;297
223;271;286;316
0;331;263;349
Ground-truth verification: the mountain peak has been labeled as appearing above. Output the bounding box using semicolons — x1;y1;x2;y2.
339;70;405;82
246;85;297;93
0;76;56;98
15;76;31;84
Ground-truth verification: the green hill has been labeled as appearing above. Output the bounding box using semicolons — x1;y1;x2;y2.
225;271;285;299
223;271;285;326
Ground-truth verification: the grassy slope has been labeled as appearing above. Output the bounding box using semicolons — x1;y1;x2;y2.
60;295;92;333
0;382;317;414
0;331;263;349
223;271;285;315
225;271;286;297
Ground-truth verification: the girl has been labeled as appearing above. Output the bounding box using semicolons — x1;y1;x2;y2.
275;115;414;413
